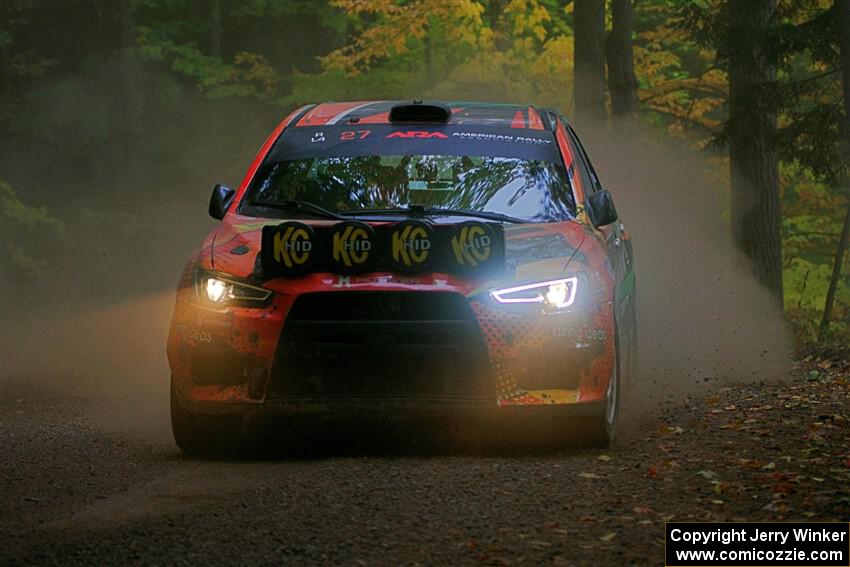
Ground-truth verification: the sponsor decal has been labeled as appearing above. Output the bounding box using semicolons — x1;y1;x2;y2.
274;225;312;267
262;221;316;275
310;131;325;143
451;131;552;145
551;327;608;341
330;221;375;272
329;274;444;288
385;130;448;139
188;328;213;343
390;220;433;271
450;221;493;268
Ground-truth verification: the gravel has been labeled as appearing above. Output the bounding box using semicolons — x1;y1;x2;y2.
1;364;848;566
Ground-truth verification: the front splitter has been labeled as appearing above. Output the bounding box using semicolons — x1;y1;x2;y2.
175;394;605;419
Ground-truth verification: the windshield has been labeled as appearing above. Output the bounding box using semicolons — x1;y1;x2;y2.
241;154;575;223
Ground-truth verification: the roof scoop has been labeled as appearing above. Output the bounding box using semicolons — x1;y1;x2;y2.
389;100;452;124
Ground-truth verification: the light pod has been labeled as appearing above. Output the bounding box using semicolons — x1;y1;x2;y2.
261;221;316;275
388;220;434;273
448;220;498;273
328;221;377;274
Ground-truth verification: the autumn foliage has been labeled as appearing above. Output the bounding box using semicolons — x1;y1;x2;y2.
0;0;846;346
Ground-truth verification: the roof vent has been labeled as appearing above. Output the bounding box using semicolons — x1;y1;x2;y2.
389;100;452;124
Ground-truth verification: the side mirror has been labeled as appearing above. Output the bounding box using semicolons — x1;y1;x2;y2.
209;184;236;220
587;190;618;228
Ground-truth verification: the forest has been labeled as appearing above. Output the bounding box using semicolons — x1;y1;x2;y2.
1;0;848;348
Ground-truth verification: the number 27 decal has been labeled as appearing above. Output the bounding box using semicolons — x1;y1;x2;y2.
340;130;371;141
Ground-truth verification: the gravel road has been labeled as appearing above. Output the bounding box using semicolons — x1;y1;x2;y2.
1;359;848;566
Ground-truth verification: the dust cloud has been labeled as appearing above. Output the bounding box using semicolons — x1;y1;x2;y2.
0;83;791;434
577;120;792;412
0;293;176;439
0;58;271;437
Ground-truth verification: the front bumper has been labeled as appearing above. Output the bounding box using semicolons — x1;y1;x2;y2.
167;287;615;413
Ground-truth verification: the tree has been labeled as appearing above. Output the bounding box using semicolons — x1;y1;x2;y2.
308;0;571;109
321;1;491;76
820;0;850;335
726;0;783;303
210;0;222;58
573;0;606;122
680;0;786;303
605;0;638;119
115;0;138;207
0;180;64;280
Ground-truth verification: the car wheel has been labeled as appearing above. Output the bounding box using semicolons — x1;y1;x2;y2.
621;292;637;402
582;321;623;448
170;379;244;456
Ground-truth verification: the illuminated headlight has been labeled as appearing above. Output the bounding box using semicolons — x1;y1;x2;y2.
490;277;579;310
195;271;272;307
206;278;228;302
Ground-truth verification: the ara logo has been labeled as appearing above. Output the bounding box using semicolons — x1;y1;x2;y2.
385;131;448;139
272;222;314;269
450;222;492;267
331;222;375;270
391;221;433;270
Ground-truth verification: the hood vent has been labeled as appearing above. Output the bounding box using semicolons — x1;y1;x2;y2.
389;100;452;124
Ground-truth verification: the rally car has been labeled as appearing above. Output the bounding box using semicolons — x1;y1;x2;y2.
167;100;636;453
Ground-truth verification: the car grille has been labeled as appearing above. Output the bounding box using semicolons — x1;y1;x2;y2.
267;292;494;400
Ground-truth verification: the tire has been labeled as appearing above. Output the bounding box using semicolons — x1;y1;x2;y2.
620;292;638;404
582;319;624;448
170;379;244;456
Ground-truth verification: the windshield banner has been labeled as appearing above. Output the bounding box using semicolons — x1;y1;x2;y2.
268;124;561;164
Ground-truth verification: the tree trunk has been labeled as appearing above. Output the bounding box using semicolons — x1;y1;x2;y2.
211;0;222;58
114;0;136;202
727;0;783;304
605;0;638;119
486;0;509;51
821;204;850;335
119;0;133;52
0;41;11;96
820;0;850;335
573;0;607;123
209;0;224;162
424;32;434;86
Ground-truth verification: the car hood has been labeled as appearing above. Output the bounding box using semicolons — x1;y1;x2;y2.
206;214;589;295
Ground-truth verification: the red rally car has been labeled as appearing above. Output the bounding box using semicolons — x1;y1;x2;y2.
167;100;636;452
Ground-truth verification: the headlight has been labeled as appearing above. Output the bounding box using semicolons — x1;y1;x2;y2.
195;271;273;307
490;277;579;310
